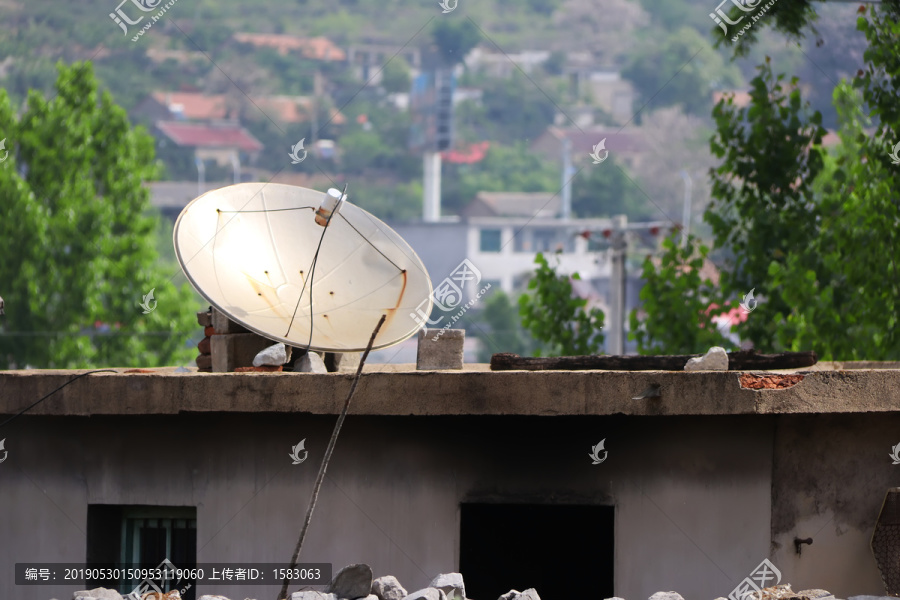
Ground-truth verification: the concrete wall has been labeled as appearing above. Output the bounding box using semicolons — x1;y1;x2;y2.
770;414;896;598
1;413;773;600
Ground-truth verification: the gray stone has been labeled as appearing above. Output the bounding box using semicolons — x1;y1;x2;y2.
295;351;328;373
604;598;627;600
498;590;540;600
198;596;233;600
429;573;465;600
290;593;338;600
327;563;374;600
684;346;729;371
647;593;685;600
357;596;379;600
416;328;464;370
403;589;447;600
373;575;409;600
253;342;291;367
73;589;123;600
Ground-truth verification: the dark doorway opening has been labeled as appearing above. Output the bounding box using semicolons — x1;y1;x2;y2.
460;503;614;600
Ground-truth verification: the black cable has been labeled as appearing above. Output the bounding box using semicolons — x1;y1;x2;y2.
0;369;117;430
285;184;349;350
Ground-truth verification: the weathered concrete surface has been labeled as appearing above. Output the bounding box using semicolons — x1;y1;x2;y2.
0;414;771;600
1;365;900;417
770;413;898;598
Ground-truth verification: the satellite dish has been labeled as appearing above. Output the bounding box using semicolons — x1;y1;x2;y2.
174;182;432;352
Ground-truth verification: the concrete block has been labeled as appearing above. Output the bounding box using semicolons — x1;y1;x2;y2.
416;328;464;370
212;307;248;334
211;332;273;372
196;309;212;328
324;352;362;373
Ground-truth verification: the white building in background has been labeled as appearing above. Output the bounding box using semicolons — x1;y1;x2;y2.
391;191;614;306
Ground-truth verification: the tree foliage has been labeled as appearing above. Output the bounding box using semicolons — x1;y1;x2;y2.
635;3;900;360
0;62;196;368
572;156;653;220
518;252;604;356
475;289;534;362
629;234;735;354
707;59;826;351
440;142;558;214
431;20;481;66
623;27;743;117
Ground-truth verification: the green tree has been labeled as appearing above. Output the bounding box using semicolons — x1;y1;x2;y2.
431;20;481;65
707;60;826;351
762;6;900;359
629;234;735;355
571;156;653;219
0;62;196;369
475;290;534;362
470;73;558;144
634;3;900;360
623;27;743;117
518;252;605;356
381;57;411;94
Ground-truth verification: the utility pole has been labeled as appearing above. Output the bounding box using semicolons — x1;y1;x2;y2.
560;136;574;220
680;170;693;248
231;150;240;185
583;218;671;355
423;151;441;222
195;154;205;197
608;214;627;355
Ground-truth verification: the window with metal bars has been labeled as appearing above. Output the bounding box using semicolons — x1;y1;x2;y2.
87;505;196;600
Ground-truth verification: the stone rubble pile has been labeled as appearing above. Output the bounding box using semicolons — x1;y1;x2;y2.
61;575;898;600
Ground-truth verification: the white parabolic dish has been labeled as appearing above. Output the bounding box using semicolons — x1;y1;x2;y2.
174;183;433;352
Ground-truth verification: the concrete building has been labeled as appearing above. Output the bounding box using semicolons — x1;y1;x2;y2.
347;43;422;85
390;210;613;303
530;126;648;172
464;48;551;79
2;364;900;600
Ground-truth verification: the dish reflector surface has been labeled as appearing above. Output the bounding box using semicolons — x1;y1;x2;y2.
174;183;432;352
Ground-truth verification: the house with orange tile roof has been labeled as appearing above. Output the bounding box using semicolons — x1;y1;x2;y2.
232;32;346;61
139;92;347;127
